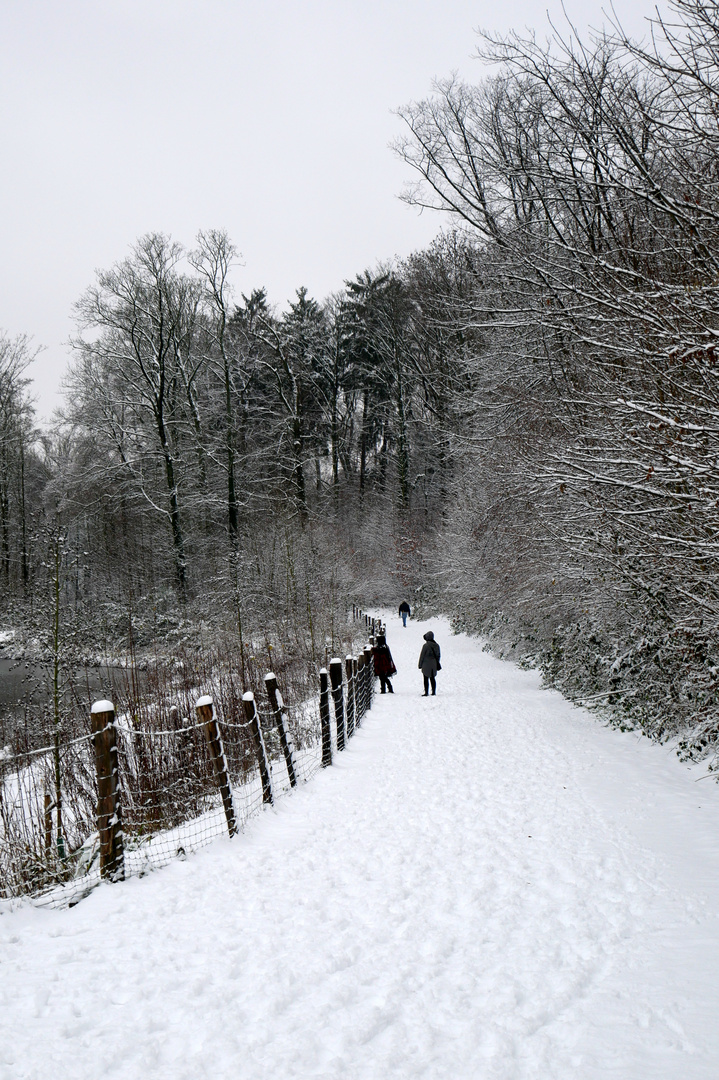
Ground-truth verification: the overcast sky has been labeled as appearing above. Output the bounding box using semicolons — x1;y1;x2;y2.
1;0;661;421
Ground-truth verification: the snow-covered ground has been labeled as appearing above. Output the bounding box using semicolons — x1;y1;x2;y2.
2;614;719;1079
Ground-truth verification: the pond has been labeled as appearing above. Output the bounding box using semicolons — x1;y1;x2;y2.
0;657;136;747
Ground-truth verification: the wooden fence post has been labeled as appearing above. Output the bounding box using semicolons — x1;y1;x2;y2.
91;699;125;882
355;653;365;725
345;655;355;739
329;658;345;752
242;692;274;805
358;650;365;717
264;672;297;788
195;696;238;836
363;644;374;713
320;668;332;767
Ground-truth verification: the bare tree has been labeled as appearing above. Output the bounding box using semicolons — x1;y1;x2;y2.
72;234;200;597
0;333;38;595
190;229;242;548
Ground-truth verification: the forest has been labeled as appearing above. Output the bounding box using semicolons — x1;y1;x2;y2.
2;0;719;765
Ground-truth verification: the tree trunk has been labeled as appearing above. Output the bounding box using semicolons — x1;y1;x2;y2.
19;442;28;589
395;358;410;510
225;352;239;548
292;409;307;523
157;413;187;597
359;388;369;501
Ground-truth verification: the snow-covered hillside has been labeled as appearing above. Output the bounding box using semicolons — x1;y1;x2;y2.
2;616;719;1079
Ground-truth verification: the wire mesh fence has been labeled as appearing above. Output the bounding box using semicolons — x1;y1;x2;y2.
0;609;380;909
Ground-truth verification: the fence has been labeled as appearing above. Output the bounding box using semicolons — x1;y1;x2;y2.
0;608;382;909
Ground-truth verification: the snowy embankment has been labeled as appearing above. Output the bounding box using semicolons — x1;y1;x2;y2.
2;615;719;1079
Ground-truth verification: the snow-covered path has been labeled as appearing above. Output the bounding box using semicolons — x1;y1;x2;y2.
2;616;719;1079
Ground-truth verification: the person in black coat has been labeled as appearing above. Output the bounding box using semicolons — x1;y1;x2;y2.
398;600;411;627
372;634;397;693
418;630;441;696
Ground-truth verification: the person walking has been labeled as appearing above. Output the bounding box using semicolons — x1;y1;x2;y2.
418;630;441;696
398;600;411;627
372;634;397;694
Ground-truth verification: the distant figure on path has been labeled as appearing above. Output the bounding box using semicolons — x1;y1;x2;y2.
418;631;441;696
399;600;411;627
372;634;397;694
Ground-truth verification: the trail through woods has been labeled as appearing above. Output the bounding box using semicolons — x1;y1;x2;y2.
2;616;719;1079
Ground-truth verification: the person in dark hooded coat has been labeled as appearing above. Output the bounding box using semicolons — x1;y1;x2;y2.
418;630;441;696
372;634;397;693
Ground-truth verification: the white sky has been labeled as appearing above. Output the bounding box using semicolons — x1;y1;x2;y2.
0;0;659;421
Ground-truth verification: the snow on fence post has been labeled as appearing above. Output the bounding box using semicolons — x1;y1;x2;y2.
345;655;356;739
91;700;125;882
195;696;238;837
242;692;274;805
329;658;345;752
320;668;332;767
264;673;297;788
